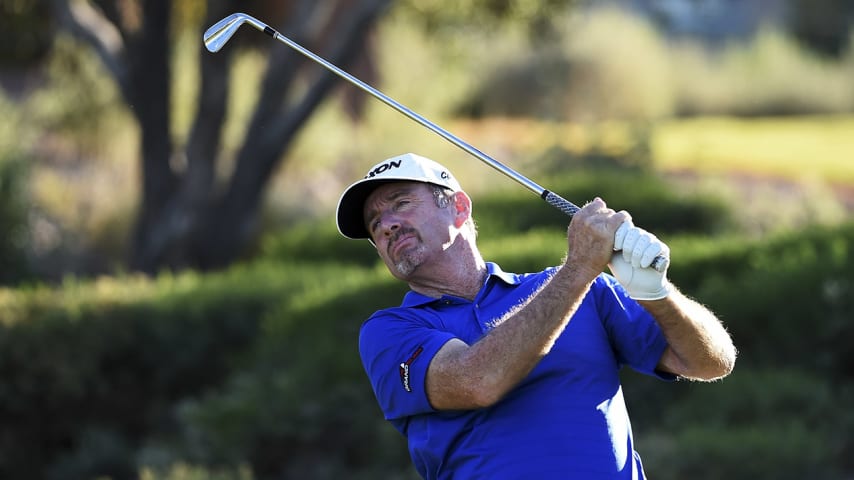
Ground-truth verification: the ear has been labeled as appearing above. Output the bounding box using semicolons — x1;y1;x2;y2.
451;191;472;228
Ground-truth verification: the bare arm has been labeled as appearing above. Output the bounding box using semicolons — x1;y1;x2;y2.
608;218;736;381
425;264;596;410
425;198;624;410
641;289;737;381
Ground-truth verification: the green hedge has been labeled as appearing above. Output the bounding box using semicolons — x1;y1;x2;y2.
0;211;851;478
669;222;854;378
260;168;733;269
0;267;287;479
624;222;854;479
0;153;30;285
474;168;733;238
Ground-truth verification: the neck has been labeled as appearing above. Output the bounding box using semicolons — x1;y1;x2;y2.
407;246;488;301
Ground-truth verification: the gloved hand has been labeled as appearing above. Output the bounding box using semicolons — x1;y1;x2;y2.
609;221;672;300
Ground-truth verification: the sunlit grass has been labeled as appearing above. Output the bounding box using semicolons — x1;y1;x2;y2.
652;115;854;184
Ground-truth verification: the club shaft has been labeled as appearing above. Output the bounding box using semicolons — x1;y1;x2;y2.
212;14;667;272
266;33;551;197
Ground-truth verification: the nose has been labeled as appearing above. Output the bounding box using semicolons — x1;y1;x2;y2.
378;214;401;237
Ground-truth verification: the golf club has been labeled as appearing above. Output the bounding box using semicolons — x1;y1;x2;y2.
203;12;668;272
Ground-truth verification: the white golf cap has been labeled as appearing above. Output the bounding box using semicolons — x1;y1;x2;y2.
336;153;462;239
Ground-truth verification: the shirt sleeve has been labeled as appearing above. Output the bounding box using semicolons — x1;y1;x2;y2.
359;309;458;421
596;274;676;381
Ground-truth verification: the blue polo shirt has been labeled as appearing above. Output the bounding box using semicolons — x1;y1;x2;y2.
359;262;673;479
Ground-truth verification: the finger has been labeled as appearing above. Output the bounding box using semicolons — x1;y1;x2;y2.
583;197;605;212
640;237;663;268
631;233;651;268
614;220;631;251
622;226;640;263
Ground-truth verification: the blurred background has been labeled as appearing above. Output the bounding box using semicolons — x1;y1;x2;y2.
0;0;852;479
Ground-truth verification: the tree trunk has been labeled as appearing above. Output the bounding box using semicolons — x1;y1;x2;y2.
127;0;234;272
190;0;392;270
55;0;390;273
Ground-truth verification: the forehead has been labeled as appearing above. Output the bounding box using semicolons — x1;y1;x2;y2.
364;181;427;212
365;182;427;202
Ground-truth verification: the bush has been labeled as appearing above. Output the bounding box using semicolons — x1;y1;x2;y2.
0;154;29;285
629;368;854;480
259;166;733;269
258;221;381;267
0;266;288;479
0;91;32;285
672;29;854;117
173;268;416;479
458;8;854;120
693;222;854;377
2;211;852;479
0;0;54;66
622;222;854;479
474;167;733;239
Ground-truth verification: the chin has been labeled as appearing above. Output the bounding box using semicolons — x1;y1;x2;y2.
392;246;428;278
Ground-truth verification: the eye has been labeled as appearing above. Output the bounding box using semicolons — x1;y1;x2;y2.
368;217;381;233
394;199;410;210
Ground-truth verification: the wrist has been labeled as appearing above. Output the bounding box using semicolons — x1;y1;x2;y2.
627;278;672;301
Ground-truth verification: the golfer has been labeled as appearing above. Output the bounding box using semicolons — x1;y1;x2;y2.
336;153;736;479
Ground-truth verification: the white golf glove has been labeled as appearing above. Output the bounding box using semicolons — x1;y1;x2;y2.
609;221;672;300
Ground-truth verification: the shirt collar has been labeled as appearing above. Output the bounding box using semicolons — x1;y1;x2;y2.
400;262;520;307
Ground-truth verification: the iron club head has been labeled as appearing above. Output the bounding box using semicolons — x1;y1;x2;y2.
203;13;268;52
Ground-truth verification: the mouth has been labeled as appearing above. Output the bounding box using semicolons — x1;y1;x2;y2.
389;231;417;259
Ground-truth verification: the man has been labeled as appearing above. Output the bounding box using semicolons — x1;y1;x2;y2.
336;153;736;479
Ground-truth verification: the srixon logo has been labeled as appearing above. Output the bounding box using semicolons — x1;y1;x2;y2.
399;345;423;393
365;159;403;179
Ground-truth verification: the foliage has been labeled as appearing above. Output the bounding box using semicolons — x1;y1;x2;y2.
397;0;576;42
458;7;854;120
673;28;854;117
0;94;32;285
173;266;415;479
4;1;852;280
474;166;733;239
0;267;287;478
688;222;854;378
623;221;854;479
258;166;733;272
0;3;853;477
26;34;128;148
632;368;854;480
0;155;29;285
0;0;54;66
789;0;854;56
1;171;853;478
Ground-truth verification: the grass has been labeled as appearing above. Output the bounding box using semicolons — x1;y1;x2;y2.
419;115;854;188
652;115;854;184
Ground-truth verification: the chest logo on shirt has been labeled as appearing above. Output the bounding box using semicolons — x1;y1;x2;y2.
399;346;424;393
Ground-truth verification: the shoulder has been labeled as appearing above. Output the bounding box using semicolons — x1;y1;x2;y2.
360;304;442;336
486;262;558;285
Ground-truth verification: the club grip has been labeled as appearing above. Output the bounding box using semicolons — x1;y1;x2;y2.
542;190;669;273
542;190;581;216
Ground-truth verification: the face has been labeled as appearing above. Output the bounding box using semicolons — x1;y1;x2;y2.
363;182;456;279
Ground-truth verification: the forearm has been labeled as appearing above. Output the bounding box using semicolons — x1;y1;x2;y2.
427;264;595;409
640;288;736;381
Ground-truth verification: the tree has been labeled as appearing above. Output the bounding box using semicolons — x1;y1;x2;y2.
51;0;391;272
789;0;854;57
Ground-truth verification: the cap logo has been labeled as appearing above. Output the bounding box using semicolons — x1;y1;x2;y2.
440;171;450;180
365;159;403;179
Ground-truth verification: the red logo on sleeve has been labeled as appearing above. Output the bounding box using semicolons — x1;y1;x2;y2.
399;346;424;393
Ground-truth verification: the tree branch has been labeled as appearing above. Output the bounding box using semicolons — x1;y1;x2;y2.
51;0;129;98
229;0;392;204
